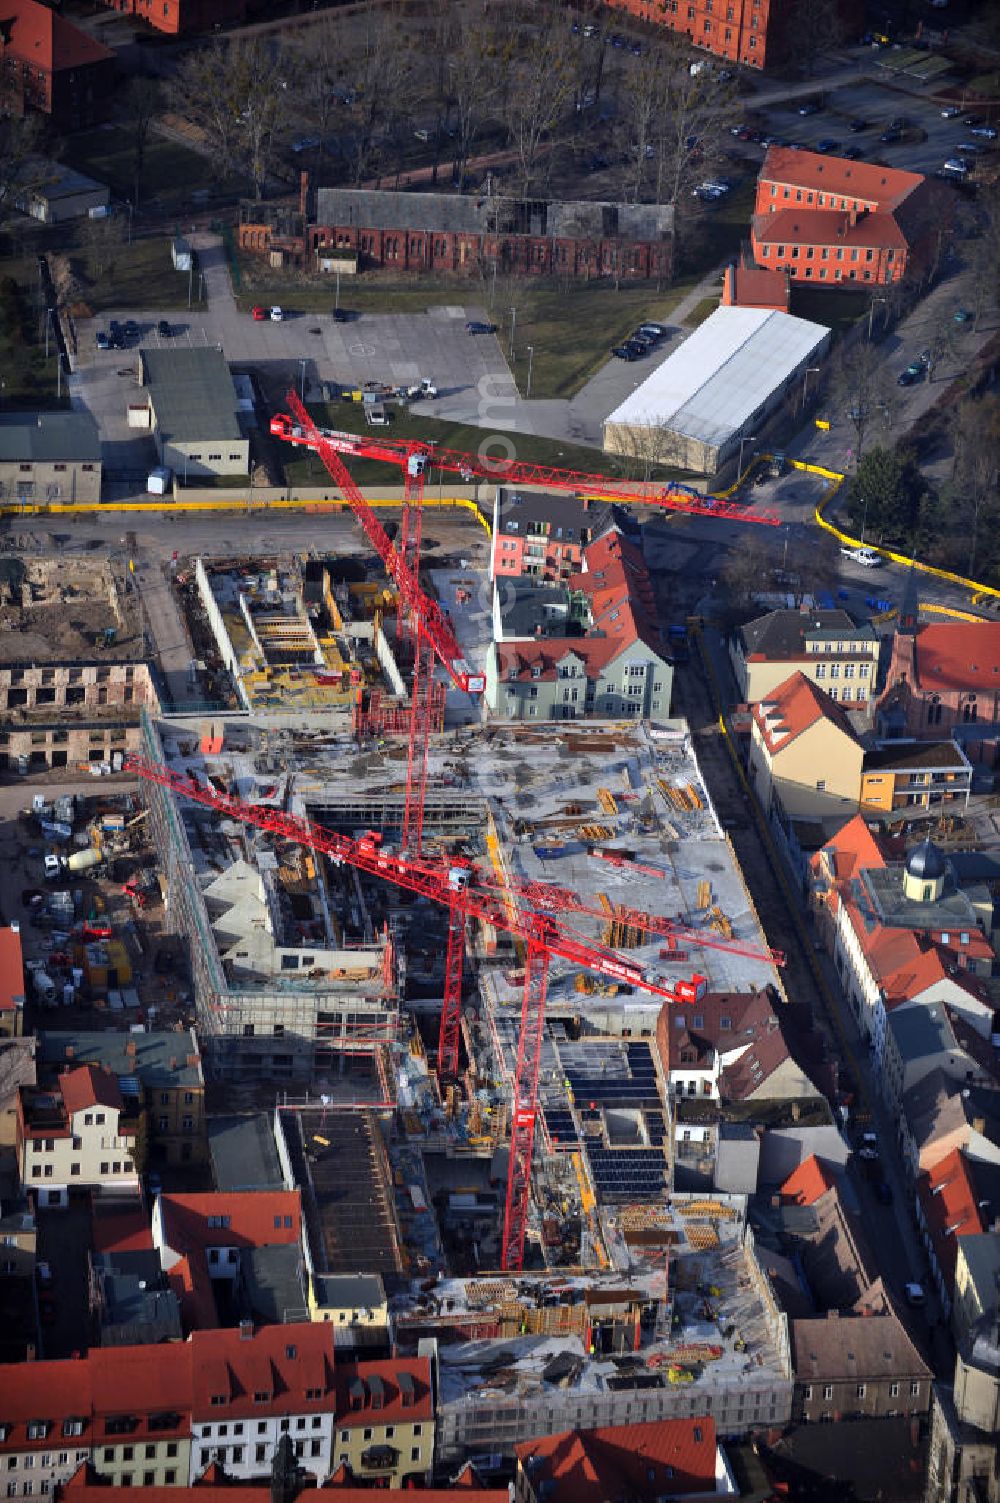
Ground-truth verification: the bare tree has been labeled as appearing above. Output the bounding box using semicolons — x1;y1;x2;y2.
445;6;508;191
503;18;578;198
332;5;418;185
170;36;293;198
124;76;162;210
0;110;43;216
953;393;1000;575
827;339;892;459
82;212;125;282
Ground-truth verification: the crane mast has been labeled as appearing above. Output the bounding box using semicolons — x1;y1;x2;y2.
124;753;709;1269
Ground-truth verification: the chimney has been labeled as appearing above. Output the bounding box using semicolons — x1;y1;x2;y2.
299;169;309;219
65;1046;74;1060
186;1054;199;1068
125;1040;137;1058
849;208;858;228
972;1115;986;1134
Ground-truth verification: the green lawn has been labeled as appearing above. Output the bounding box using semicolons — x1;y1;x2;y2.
62;126;248;216
82;238;207;315
686;296;720;327
278;397;698;488
0;257;67;409
239;257;695;402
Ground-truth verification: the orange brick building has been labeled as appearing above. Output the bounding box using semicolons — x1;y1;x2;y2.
720;262;789;310
0;0;114;126
91;0;245;36
751;148;940;286
602;0;779;67
600;0;860;69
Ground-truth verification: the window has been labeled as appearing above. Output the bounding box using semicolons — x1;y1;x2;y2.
856;1384;866;1399
890;1383;899;1397
823;1386;833;1400
910;1382;920;1397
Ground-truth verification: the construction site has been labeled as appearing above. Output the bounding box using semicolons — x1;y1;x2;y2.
0;550;155;772
95;397;799;1455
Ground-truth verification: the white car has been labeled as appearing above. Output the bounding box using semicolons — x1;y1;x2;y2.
841;546;882;568
940;105;961;118
270;306;284;322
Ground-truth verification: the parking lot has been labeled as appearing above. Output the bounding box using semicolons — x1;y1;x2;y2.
69;232;517;467
728;71;996;182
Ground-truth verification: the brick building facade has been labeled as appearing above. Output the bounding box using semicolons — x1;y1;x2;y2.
240;189;673;282
0;0;114;126
600;0;861;70
751;148;941;286
0;661;158;770
90;0;245;36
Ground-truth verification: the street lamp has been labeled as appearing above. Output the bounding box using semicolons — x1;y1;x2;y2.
44;307;54;359
738;433;757;476
801;365;820;413
525;345;534;400
860;495;869;544
299;359;308;401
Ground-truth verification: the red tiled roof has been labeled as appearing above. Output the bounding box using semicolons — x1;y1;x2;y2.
916;1147;985;1292
334;1357;434;1427
753;206;907;251
58;1462;507;1502
60;1063;123;1116
0;926;25;1013
724;264;790;310
167;1252;218;1332
718;1023;794;1102
158;1191;302;1256
780;1153;837;1207
912;622;1000;693
811;813;887;887
514;1417;717;1503
760;148;924;209
753;671;862;755
91;1204;153;1255
190;1323;336;1419
0;1360;93;1451
89;1344;192;1441
0;0;114;73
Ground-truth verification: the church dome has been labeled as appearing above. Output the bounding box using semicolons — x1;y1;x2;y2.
905;838;945;882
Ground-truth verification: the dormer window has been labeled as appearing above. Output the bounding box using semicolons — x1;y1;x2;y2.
532;667;541;679
27;1422;50;1441
253;1392;271;1404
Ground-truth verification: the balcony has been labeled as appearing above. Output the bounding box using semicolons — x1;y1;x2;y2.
360;1445;399;1472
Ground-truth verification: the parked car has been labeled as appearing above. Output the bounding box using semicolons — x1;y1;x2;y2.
123;319;139;340
96;331;110;350
940;105;962;118
842;146;865;160
611;343;644;361
269;306;284;322
797;100;821;116
897;362;925;386
157;319;171;338
465;320;497;334
251;305;268;320
815;138;840;153
332;307;351;323
943;158;970;176
638;321;668;339
841;545;883;568
954;307;974;323
36;1261;53;1287
905;1282;927;1307
880;127;903;144
849;117;869;132
970;125;998;140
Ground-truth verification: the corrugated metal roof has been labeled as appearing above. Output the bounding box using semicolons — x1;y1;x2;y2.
0;411;100;463
314;187;673;241
604;306;828;449
141;346;241;444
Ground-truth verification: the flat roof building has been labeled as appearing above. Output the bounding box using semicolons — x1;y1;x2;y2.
139;347;249;480
602;307;830;476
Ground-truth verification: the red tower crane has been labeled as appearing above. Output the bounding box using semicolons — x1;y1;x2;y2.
269;411;782;527
124;753;707;1271
280;392;485;695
